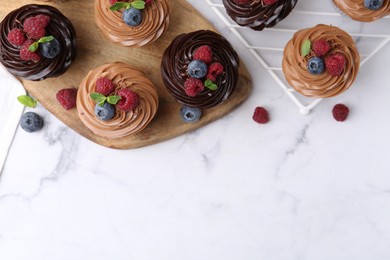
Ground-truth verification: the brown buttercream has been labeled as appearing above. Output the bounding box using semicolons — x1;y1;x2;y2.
333;0;390;22
77;62;159;138
282;24;360;98
94;0;170;47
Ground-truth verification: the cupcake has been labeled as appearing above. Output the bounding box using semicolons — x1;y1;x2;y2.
282;24;360;98
77;62;159;138
0;4;77;81
333;0;390;22
95;0;170;47
222;0;298;31
161;30;239;109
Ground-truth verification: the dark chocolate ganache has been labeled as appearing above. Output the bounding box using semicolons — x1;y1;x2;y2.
0;4;77;81
161;30;239;109
222;0;298;31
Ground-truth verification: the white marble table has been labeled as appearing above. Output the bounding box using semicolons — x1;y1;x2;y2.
1;1;390;259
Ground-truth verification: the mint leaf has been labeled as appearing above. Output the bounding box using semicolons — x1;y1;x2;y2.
204;79;218;91
17;95;37;108
110;2;130;11
131;0;146;9
107;95;121;105
38;36;54;43
90;93;107;105
301;39;311;57
28;42;39;52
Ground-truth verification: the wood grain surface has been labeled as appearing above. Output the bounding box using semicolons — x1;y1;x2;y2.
0;0;252;149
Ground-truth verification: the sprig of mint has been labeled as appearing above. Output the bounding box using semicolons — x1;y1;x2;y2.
28;36;55;52
110;0;145;11
301;39;311;57
90;93;121;106
17;95;37;108
204;79;218;91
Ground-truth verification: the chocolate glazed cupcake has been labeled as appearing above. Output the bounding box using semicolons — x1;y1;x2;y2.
0;4;77;81
161;30;239;109
223;0;298;31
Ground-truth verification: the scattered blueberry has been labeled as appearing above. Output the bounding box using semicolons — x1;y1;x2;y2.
40;38;61;59
180;106;202;123
20;112;43;133
307;57;325;75
95;103;115;121
364;0;383;10
187;60;208;79
123;8;143;27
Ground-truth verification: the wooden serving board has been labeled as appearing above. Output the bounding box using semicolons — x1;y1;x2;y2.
1;0;252;149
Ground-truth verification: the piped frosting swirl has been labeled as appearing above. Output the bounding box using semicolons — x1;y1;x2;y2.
333;0;390;22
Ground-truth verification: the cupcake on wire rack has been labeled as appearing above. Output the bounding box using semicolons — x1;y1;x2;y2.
333;0;390;22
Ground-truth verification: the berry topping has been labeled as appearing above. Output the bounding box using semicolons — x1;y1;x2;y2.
23;17;46;40
325;53;346;77
253;107;270;124
312;39;331;57
95;77;115;96
193;45;213;64
307;57;325;75
145;0;153;4
364;0;383;10
263;0;278;5
187;60;208;79
20;112;43;133
117;88;140;111
20;39;41;63
109;0;119;4
207;62;224;82
56;88;78;110
40;38;61;59
123;7;143;27
184;78;204;97
35;15;50;28
7;28;26;46
180;106;202;123
95;103;116;121
332;104;349;122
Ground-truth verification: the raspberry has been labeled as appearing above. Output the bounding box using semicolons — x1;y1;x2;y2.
56;88;78;110
145;0;153;5
184;78;204;97
20;39;41;63
7;28;26;46
95;77;115;96
206;62;224;82
109;0;125;4
23;17;46;40
332;104;349;122
233;0;251;4
325;53;346;76
193;45;213;64
117;88;140;111
312;39;330;57
263;0;278;5
35;15;50;28
253;107;269;124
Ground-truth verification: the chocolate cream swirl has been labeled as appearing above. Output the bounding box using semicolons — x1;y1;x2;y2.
94;0;170;47
0;4;77;81
161;30;239;109
282;24;360;98
222;0;298;31
77;62;159;139
333;0;390;22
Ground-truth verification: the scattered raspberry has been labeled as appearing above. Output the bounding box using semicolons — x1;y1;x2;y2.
233;0;251;4
23;17;46;40
325;53;346;76
95;77;115;96
56;88;78;110
263;0;278;5
117;88;140;111
184;78;204;97
193;45;213;64
253;107;269;124
7;28;26;46
332;104;349;122
312;39;330;57
207;62;224;82
35;15;50;28
20;39;41;63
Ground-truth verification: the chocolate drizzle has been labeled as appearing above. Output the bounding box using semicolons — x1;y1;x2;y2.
0;4;77;81
161;30;239;109
222;0;298;31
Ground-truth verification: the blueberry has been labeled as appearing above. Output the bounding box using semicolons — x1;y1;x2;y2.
95;103;115;121
180;106;202;123
40;38;61;59
187;60;208;79
307;57;325;75
20;112;43;133
364;0;383;10
123;8;142;27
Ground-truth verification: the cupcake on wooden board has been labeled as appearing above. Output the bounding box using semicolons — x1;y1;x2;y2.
333;0;390;22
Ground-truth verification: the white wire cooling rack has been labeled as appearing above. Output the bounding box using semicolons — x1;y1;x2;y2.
205;0;390;115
